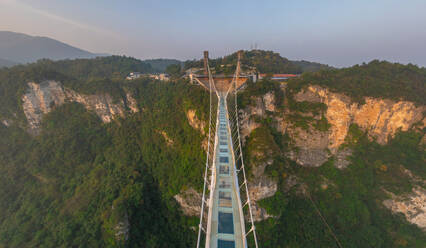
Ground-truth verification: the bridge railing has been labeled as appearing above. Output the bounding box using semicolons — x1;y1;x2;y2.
197;58;218;248
225;51;259;248
226;89;259;248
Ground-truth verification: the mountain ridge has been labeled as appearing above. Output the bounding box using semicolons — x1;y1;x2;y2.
0;31;100;64
0;57;18;68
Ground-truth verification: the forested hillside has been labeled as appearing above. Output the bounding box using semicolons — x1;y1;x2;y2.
185;50;304;74
144;58;182;72
290;60;426;105
0;56;155;121
237;61;425;247
290;60;333;72
0;55;424;247
0;57;209;247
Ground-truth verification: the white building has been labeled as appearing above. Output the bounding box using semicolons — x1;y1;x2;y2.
126;72;142;80
148;73;170;81
126;72;170;81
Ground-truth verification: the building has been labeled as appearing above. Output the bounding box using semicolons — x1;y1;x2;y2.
148;73;170;81
126;72;170;81
247;73;258;83
126;72;142;80
258;73;299;81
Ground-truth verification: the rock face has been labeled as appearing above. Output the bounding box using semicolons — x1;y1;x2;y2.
334;148;353;169
287;127;331;167
383;186;426;230
239;109;260;143
236;84;424;224
186;109;205;134
263;92;276;112
64;89;126;122
186;109;209;150
289;85;424;167
295;85;425;149
158;130;174;146
239;92;276;141
287;149;329;168
174;188;202;216
114;212;130;242
1;119;12;127
246;156;278;221
126;92;138;113
22;81;138;132
22;81;66;130
178;85;425;225
248;176;278;221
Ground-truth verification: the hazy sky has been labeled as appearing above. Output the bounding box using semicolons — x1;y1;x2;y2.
1;0;426;67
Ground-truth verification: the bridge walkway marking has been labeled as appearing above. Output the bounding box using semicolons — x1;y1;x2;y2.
208;92;246;248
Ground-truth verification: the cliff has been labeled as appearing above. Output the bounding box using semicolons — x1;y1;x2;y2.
383;186;426;231
22;80;138;133
294;85;425;149
186;109;205;135
173;188;202;216
283;85;425;168
246;84;426;229
0;57;210;247
175;83;425;229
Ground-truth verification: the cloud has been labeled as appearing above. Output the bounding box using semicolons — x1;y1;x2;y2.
1;0;118;38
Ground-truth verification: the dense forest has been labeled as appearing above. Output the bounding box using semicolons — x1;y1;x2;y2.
0;56;157;121
290;60;333;72
0;56;425;247
250;116;425;247
289;60;426;105
143;58;182;72
240;76;425;247
0;57;210;247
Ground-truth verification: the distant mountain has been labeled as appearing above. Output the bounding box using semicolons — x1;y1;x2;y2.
143;58;182;72
0;58;18;68
0;31;101;64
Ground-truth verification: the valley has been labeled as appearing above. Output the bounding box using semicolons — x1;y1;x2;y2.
0;51;424;247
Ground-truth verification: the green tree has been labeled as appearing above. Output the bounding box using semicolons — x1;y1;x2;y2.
165;64;182;78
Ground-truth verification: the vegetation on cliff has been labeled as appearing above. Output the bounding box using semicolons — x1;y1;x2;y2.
238;78;284;110
0;56;155;121
240;70;425;247
288;60;426;105
0;57;209;247
290;60;333;73
253;124;425;247
143;58;182;72
0;54;425;247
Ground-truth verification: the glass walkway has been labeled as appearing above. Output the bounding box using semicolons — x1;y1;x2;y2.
206;93;246;248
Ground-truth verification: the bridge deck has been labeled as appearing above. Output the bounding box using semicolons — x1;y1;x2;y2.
207;93;246;248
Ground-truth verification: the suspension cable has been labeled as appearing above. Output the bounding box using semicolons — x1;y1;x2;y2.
226;51;259;248
196;56;217;248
